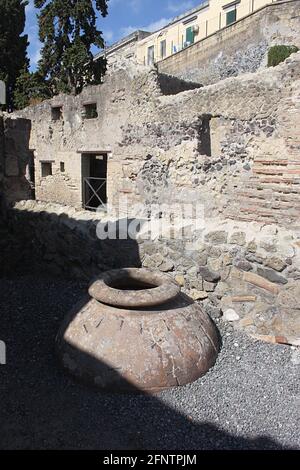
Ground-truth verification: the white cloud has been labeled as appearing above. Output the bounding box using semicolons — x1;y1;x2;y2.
120;25;137;37
145;17;172;32
129;0;142;13
109;0;142;13
167;1;195;14
103;30;114;43
120;16;172;37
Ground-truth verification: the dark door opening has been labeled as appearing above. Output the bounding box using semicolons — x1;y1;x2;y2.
26;151;36;199
82;153;108;211
198;115;212;157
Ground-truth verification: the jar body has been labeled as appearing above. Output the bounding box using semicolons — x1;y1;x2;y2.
56;280;219;392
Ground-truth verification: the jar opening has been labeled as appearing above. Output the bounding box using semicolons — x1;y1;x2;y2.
109;278;157;291
89;268;181;308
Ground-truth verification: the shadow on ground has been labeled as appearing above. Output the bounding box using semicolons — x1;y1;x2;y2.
0;275;290;450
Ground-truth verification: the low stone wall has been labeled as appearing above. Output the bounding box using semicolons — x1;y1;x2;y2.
3;200;141;279
157;0;300;84
3;200;299;346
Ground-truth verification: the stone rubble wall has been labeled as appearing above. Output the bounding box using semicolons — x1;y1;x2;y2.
13;52;300;230
157;0;300;85
0;113;32;208
3;200;299;345
4;40;300;345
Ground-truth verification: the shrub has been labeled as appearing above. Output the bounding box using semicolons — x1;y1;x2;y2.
268;45;299;67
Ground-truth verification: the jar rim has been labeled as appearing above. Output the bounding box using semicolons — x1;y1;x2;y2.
88;268;180;308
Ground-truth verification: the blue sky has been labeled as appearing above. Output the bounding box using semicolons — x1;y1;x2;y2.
25;0;202;70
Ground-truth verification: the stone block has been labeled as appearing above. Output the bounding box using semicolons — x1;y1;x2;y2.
229;232;246;246
198;266;221;283
243;271;280;295
231;295;257;303
234;259;253;272
205;231;228;245
175;274;185;286
190;289;208;301
256;267;288;285
159;260;174;272
264;256;287;272
222;308;240;322
203;281;216;292
247;241;257;253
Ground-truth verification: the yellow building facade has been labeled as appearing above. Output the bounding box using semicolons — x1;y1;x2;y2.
136;0;274;66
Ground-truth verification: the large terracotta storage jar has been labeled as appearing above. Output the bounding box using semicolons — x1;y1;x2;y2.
56;268;220;392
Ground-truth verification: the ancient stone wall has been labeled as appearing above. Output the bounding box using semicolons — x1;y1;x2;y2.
4;200;299;345
4;52;300;344
157;0;300;85
14;52;300;231
0;113;33;209
2;115;33;205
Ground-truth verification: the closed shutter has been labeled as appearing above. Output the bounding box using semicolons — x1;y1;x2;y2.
226;9;236;26
147;46;154;65
186;26;195;45
160;40;166;58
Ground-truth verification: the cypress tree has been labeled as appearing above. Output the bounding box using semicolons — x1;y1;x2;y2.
0;0;29;110
14;68;51;109
34;0;109;95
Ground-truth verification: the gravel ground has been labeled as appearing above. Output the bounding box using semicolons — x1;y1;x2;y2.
0;275;299;450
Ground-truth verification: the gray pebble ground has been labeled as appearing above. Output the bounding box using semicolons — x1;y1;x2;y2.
0;276;299;450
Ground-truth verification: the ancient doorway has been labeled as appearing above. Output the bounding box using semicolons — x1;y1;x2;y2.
81;153;108;211
26;151;36;199
198;115;212;157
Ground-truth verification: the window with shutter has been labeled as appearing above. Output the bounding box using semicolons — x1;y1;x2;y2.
226;9;237;26
185;26;195;46
160;40;166;59
147;46;155;65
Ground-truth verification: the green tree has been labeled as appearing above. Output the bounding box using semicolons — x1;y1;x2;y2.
0;0;29;110
14;67;51;109
34;0;109;96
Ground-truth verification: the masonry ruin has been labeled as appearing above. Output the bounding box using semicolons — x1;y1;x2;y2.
1;8;300;348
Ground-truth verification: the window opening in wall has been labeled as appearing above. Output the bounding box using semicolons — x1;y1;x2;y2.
60;162;65;172
83;102;98;119
82;153;108;211
26;151;35;199
51;106;62;121
147;45;154;66
160;40;166;59
185;26;195;46
226;8;237;26
198;115;212;157
41;161;53;177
